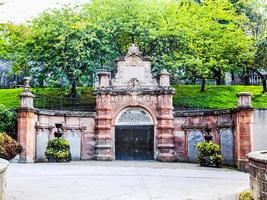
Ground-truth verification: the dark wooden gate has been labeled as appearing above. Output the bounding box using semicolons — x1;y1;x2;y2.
115;125;154;160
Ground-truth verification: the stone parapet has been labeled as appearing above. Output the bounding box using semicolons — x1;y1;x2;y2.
0;159;9;200
248;151;267;200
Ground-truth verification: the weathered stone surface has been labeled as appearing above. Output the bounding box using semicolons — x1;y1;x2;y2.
220;129;234;165
248;151;267;200
64;131;81;160
36;130;49;161
0;159;8;200
188;130;204;162
253;109;267;151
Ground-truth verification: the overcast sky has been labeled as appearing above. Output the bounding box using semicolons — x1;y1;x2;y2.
0;0;89;24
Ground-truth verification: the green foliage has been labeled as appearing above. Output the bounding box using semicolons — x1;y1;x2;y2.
0;0;256;93
45;138;71;162
0;133;22;160
197;141;223;167
0;104;16;135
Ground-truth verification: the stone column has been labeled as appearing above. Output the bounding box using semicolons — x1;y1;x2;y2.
17;77;36;163
95;73;113;160
157;70;176;161
235;92;254;171
157;93;176;161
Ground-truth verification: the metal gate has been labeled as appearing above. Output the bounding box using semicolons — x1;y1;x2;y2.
115;125;154;160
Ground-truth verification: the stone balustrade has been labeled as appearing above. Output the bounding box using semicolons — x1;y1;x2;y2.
248;151;267;200
0;159;9;200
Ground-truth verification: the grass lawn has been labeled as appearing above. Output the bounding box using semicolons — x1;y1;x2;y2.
173;85;267;109
0;85;266;109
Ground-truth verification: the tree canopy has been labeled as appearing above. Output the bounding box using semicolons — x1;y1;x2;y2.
0;0;258;94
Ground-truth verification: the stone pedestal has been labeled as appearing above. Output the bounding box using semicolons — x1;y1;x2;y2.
235;92;254;171
248;151;267;200
17;77;36;163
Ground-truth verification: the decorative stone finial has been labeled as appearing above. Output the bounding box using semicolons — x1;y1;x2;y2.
237;92;252;108
127;43;141;56
23;77;31;92
20;77;34;109
159;68;170;87
98;72;110;88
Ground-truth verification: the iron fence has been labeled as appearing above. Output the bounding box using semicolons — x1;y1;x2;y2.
33;94;96;111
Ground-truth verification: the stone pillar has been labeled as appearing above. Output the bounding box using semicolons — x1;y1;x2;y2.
248;151;267;200
98;72;110;88
95;73;112;160
156;89;176;162
17;77;36;163
235;92;254;171
159;69;170;87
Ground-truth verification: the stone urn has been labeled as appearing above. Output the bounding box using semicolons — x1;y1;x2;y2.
0;159;9;200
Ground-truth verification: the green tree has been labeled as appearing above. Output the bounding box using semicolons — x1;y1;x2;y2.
232;0;267;92
1;0;256;93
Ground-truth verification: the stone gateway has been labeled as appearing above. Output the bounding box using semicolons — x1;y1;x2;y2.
17;44;254;171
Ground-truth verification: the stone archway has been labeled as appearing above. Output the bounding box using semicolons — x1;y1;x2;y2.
115;107;154;160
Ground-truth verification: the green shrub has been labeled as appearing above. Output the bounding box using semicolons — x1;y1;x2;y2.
0;104;16;135
0;133;22;160
239;190;250;200
197;141;223;167
45;138;71;162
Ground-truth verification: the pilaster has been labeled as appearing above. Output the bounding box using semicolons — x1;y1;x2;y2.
17;77;36;163
235;92;254;171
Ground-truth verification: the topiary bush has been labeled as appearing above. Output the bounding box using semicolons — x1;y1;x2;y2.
45;138;71;162
0;104;16;136
197;141;223;167
0;133;22;160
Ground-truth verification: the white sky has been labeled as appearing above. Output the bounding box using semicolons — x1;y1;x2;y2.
0;0;89;24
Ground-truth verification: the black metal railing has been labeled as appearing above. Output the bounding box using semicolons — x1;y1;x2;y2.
33;94;96;111
174;106;212;111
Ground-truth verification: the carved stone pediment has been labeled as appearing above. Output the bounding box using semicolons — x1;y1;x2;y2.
111;44;158;89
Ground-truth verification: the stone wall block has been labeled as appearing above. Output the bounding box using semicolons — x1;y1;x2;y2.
248;151;267;200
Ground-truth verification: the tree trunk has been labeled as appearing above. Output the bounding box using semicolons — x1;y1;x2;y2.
262;78;267;93
231;72;235;85
244;69;250;85
214;69;222;85
70;78;77;97
255;70;267;93
191;77;196;85
200;78;206;92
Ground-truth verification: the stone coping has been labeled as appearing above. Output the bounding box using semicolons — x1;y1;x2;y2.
174;108;235;117
0;159;9;173
247;150;267;164
36;109;96;117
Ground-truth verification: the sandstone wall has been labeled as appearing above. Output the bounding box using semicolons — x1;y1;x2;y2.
173;109;236;165
35;110;96;161
248;151;267;200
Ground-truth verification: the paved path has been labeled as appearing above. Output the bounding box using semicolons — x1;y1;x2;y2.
6;161;248;200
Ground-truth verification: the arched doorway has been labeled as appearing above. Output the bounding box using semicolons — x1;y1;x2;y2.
115;107;154;160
